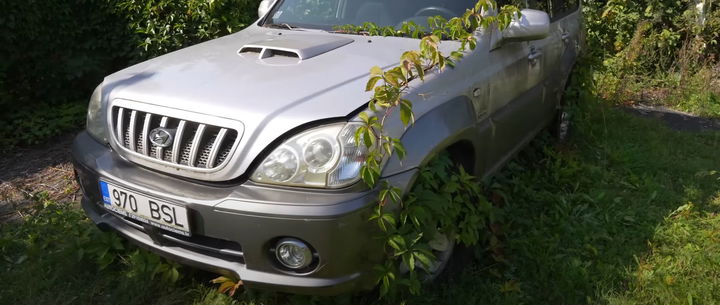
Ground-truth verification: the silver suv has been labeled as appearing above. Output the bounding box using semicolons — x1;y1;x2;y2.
72;0;581;295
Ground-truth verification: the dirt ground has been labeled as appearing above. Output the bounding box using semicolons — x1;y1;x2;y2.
0;133;80;223
623;103;720;132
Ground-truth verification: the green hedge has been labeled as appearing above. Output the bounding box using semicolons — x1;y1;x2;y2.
585;0;719;71
116;0;257;60
0;0;130;108
0;0;258;147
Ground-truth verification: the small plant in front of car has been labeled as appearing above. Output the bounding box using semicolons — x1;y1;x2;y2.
341;0;521;299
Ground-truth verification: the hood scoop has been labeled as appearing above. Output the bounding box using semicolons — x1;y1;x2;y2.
237;34;354;61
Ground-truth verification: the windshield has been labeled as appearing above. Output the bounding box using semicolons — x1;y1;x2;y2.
263;0;487;31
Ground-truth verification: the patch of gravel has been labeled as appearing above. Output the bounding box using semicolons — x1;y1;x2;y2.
0;133;80;223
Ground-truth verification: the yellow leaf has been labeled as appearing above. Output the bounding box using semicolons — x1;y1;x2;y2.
211;275;244;296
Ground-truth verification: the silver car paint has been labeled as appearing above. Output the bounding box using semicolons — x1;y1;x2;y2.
101;25;462;181
72;2;581;294
384;8;579;177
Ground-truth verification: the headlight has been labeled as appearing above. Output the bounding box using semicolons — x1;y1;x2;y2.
251;122;367;188
86;84;108;144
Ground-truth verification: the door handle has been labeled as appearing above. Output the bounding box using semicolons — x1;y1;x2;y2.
528;47;542;64
561;32;571;43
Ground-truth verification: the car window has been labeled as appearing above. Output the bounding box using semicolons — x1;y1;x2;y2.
526;0;551;13
265;0;503;30
550;0;579;19
267;0;343;26
526;0;578;20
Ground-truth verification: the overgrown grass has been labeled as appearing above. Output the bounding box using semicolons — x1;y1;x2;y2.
2;69;720;304
395;83;719;304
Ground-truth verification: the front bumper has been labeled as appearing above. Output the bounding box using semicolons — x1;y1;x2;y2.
72;131;417;295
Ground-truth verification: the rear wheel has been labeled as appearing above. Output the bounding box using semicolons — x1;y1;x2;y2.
552;70;578;142
553;108;571;141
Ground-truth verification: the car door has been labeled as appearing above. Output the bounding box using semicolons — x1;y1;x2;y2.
550;0;581;89
479;2;554;175
525;0;562;127
467;26;533;176
532;0;581;111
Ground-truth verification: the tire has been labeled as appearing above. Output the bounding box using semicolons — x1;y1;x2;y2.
553;108;571;142
398;231;455;282
552;70;578;142
422;232;455;282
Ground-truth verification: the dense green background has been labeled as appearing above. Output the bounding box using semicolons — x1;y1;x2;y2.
0;0;257;147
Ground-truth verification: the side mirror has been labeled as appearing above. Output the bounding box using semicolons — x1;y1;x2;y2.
258;0;275;18
502;9;550;42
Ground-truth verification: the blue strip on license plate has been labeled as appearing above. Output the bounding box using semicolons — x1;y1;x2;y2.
99;181;111;205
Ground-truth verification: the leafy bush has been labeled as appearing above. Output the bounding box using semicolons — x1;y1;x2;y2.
115;0;257;59
0;0;258;147
587;0;720;114
0;0;131;108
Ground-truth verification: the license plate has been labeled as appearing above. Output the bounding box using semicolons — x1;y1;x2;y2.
99;181;191;236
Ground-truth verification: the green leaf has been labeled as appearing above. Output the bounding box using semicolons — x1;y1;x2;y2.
384;71;400;87
381;213;397;227
366;76;382;92
414;59;425;80
363;128;374;148
379;273;391;297
354;125;364;146
360;165;378;187
389;186;403;203
379;188;389;203
370;66;384;76
393;140;406;160
399;99;414;126
388;234;406;252
414;250;434;269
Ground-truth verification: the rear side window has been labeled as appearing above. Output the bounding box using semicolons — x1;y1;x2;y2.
526;0;578;20
550;0;579;20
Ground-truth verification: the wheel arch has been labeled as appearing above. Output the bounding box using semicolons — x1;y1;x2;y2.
381;95;480;178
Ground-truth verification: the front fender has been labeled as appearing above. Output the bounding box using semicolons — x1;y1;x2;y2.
381;96;477;177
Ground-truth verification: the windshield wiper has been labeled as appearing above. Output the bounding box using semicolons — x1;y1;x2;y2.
264;23;302;30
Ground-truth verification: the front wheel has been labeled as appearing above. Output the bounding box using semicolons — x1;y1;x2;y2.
423;232;455;281
398;232;455;282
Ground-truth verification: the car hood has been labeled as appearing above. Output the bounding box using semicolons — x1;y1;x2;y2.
102;25;427;179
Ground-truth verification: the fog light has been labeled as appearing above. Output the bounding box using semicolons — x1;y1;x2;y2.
275;238;313;270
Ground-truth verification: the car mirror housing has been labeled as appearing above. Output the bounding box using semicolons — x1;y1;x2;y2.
502;9;551;42
258;0;274;18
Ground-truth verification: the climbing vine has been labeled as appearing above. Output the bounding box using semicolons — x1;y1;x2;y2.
342;0;520;298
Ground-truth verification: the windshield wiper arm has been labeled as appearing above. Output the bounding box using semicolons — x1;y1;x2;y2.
264;23;302;30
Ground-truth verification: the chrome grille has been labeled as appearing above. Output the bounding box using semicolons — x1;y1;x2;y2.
112;107;239;170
